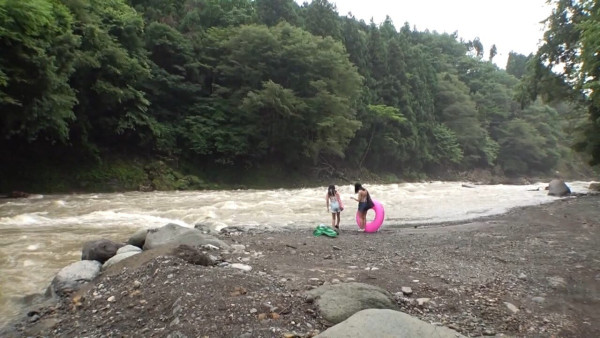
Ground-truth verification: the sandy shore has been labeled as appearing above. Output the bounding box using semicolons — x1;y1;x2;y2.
4;195;599;337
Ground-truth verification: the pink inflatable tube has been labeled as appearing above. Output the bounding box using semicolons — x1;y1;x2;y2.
355;199;385;233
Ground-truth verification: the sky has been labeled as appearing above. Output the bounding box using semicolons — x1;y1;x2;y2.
298;0;554;69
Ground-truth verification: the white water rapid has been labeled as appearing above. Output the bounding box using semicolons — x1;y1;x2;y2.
0;181;592;326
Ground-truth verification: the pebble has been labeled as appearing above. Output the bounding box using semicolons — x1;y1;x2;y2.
250;308;257;314
107;296;116;303
133;280;142;288
532;296;545;304
401;287;413;295
416;298;430;306
230;263;252;272
505;302;519;314
518;273;527;280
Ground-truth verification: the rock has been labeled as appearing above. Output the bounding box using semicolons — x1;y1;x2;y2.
117;245;142;255
102;251;140;269
172;244;214;266
547;179;571;197
49;260;102;297
81;239;124;263
305;282;397;324
589;182;600;192
505;302;519;314
194;221;227;235
128;228;151;248
416;298;430;306
143;223;229;250
316;309;465;338
230;263;252;272
401;287;413;296
9;191;30;198
532;296;545;304
518;273;527;280
231;244;246;253
547;276;566;289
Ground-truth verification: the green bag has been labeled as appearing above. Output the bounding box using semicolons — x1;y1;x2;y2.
313;224;338;238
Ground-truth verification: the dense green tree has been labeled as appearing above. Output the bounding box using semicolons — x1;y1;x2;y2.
0;0;78;142
255;0;299;26
187;23;362;165
505;52;529;79
64;0;153;152
435;72;491;166
301;0;341;39
539;0;600;165
0;0;590;190
489;44;497;62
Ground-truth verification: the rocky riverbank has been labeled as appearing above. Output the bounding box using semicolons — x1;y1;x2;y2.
2;195;599;337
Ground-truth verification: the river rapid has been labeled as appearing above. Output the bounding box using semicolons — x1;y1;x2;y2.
0;181;592;326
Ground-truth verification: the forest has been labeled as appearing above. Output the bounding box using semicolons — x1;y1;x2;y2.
0;0;598;192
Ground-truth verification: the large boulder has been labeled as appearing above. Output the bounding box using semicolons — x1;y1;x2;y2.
547;179;571;197
143;223;229;250
102;251;141;269
127;228;153;248
81;239;124;263
589;182;600;192
317;309;465;338
49;260;101;297
117;244;143;255
305;283;397;324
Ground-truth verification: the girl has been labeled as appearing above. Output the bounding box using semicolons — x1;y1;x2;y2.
351;183;371;230
326;185;344;231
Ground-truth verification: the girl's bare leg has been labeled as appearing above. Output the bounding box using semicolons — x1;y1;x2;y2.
336;213;340;227
360;212;367;229
331;213;336;227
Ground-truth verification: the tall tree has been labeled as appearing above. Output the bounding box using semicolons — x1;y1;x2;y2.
255;0;299;26
538;0;600;165
0;0;78;142
489;44;497;62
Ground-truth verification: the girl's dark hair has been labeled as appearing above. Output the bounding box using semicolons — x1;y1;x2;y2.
328;185;336;196
354;183;363;193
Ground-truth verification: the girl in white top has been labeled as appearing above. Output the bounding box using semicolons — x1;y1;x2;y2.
326;185;344;231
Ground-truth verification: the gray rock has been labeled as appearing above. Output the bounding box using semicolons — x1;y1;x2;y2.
305;282;397;324
316;309;465;338
81;239;124;263
505;302;519;314
194;221;225;235
143;223;229;250
117;245;142;255
102;251;140;269
50;260;101;296
128;228;150;248
547;179;571;197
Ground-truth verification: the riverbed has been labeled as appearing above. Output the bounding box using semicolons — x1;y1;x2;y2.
0;181;592;326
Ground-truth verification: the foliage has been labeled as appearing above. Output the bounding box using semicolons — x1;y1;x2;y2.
0;0;594;193
538;0;600;165
0;0;78;142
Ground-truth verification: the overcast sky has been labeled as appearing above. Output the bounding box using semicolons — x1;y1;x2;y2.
298;0;554;69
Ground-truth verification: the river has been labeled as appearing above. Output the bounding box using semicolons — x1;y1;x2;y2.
0;181;592;326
